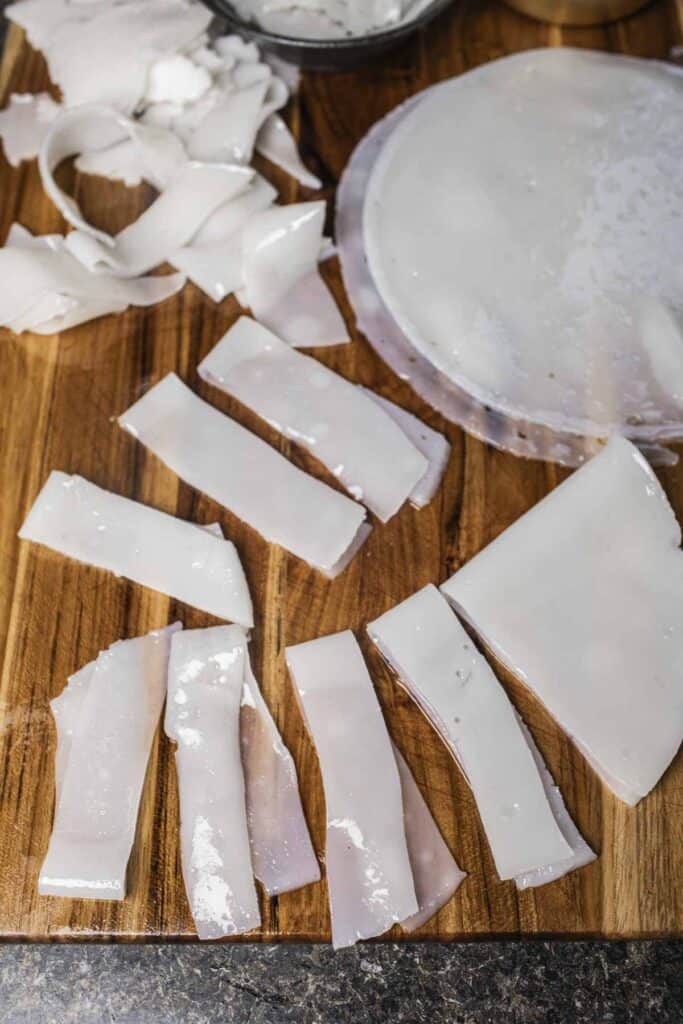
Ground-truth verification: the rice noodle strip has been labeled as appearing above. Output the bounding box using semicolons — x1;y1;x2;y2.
358;388;451;509
166;626;260;939
285;630;418;948
118;374;370;577
39;104;253;276
19;471;253;626
65;163;252;278
241;655;320;895
39;104;188;243
368;585;587;884
514;719;596;890
39;623;180;900
394;745;466;931
197;317;428;522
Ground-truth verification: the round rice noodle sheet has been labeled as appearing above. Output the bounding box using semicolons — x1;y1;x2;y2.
339;48;683;465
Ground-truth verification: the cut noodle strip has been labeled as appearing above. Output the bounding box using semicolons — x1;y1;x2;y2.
286;630;418;949
19;471;253;626
64;163;253;277
394;745;466;931
118;374;369;577
197;317;428;522
40;623;180;900
166;626;260;939
1;225;185;334
241;655;320;895
368;585;588;884
359;388;451;509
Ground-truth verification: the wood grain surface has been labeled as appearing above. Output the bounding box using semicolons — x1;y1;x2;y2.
0;0;682;942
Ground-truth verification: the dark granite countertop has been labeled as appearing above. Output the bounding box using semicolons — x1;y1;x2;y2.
0;941;679;1023
0;8;680;1023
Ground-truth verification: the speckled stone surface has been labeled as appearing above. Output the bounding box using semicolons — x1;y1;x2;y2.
0;942;680;1023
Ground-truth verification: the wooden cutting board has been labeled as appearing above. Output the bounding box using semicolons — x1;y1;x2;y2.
1;0;682;943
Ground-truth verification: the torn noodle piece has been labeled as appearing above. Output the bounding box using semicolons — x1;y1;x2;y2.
368;585;590;885
0;224;185;334
9;0;212;113
255;114;322;190
242;201;349;347
39;623;180;900
169;176;278;301
285;631;418;948
118;373;370;577
190;174;277;245
0;92;60;166
514;718;596;890
197;317;428;522
19;471;253;626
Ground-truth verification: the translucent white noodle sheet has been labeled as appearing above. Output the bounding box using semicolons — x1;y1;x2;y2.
118;374;370;577
18;471;253;627
197;317;428;522
442;436;683;807
393;745;466;931
241;656;320;896
166;626;260;939
285;631;418;948
368;585;592;885
40;623;180;900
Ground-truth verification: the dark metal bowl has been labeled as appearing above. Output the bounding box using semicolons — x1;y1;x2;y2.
202;0;457;71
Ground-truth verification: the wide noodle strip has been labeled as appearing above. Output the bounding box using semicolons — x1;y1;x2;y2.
169;176;278;301
241;656;320;895
285;631;418;948
118;374;370;577
190;175;277;245
368;585;588;885
50;662;94;811
66;164;252;278
514;719;596;889
40;623;180;900
166;626;260;939
442;436;683;806
359;387;451;509
19;471;253;626
394;745;466;931
197;317;428;522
